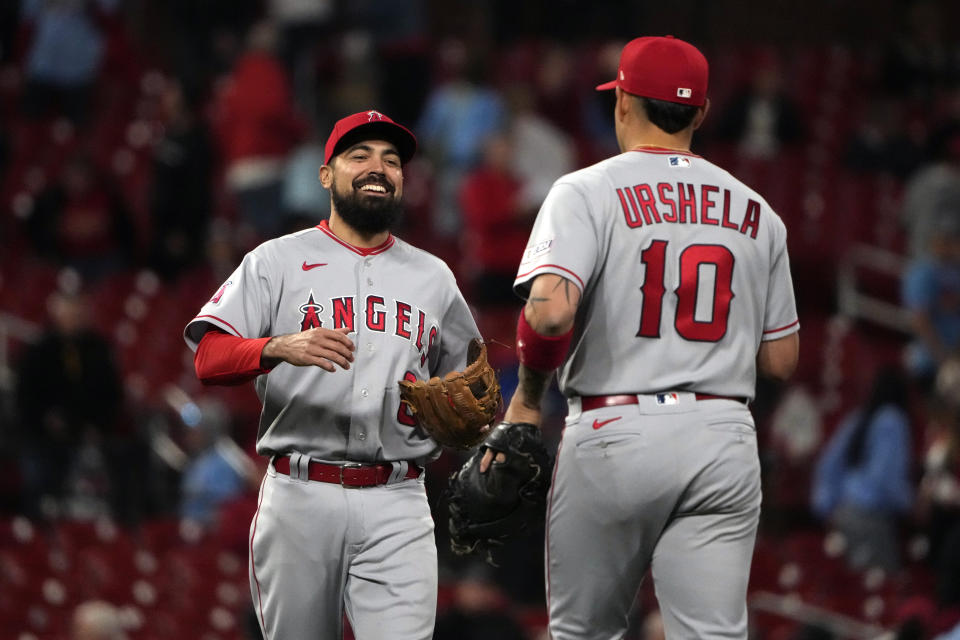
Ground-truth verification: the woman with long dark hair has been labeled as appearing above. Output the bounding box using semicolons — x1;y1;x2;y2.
811;366;915;571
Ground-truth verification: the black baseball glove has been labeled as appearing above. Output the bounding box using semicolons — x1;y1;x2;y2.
446;422;553;564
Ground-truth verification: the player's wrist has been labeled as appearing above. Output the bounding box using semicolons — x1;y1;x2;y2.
504;396;542;427
516;310;573;372
260;336;286;368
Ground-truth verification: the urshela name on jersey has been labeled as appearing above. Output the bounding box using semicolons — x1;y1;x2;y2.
616;183;761;239
299;292;437;365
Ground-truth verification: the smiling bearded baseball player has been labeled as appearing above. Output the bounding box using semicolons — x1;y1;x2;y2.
183;110;487;640
480;36;800;639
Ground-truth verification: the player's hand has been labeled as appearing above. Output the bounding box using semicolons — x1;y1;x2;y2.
262;327;355;371
480;395;543;473
479;447;506;473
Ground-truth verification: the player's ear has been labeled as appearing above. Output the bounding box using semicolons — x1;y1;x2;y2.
319;163;333;188
614;87;630;123
692;98;710;131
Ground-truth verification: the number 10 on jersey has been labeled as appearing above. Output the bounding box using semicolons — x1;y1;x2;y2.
638;240;735;342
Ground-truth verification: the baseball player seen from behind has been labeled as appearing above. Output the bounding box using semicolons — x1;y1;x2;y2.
183;110;484;640
482;36;800;639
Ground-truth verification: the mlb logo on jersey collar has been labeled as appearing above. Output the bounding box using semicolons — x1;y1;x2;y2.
668;156;690;167
656;392;680;405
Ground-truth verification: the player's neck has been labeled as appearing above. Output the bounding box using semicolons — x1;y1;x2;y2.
327;213;390;248
622;123;693;154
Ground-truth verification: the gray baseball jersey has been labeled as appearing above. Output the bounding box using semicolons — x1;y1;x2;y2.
184;222;481;464
515;148;798;401
515;147;799;640
183;222;480;640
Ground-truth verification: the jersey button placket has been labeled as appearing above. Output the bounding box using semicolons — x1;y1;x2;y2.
348;257;373;456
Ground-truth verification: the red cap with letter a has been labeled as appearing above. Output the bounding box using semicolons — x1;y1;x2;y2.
596;35;708;106
324;110;418;165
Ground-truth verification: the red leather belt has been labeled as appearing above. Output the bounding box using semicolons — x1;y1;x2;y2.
581;393;747;412
273;457;421;487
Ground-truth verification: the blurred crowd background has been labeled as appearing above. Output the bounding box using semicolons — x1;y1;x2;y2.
2;0;960;638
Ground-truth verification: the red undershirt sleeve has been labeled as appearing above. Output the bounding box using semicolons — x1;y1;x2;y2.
195;329;274;385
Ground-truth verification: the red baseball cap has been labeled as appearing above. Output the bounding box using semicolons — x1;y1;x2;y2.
596;36;709;106
324;110;418;165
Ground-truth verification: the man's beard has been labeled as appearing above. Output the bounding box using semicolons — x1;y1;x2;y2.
331;180;403;236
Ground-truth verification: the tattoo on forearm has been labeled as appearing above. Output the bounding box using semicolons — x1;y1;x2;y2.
518;364;551;410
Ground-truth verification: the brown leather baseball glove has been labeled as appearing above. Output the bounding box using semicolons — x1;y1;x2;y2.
398;338;501;449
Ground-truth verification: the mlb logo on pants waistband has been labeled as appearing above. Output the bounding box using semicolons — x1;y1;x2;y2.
656;393;680;405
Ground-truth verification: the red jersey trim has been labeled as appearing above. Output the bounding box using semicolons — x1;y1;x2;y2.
515;264;585;291
316;220;395;256
763;319;800;334
629;147;701;158
193;314;244;337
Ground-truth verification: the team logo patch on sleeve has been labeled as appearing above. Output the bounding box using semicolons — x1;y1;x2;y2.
668;156;691;168
521;239;553;265
210;280;233;304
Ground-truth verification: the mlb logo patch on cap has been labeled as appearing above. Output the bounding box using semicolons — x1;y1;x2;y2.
677;88;692;98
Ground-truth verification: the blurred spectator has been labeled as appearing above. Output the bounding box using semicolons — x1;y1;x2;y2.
147;75;215;282
325;31;380;125
433;562;527;640
458;132;530;307
916;381;960;610
19;0;119;126
580;40;624;162
14;287;124;518
157;0;258;89
178;398;258;530
532;43;584;138
902;218;960;389
810;366;914;572
506;84;576;214
24;151;137;282
71;599;128;640
347;0;431;127
843;98;927;179
280;137;330;232
900;133;960;259
417;38;506;236
213;20;308;241
714;53;804;159
880;1;960;102
266;0;334;118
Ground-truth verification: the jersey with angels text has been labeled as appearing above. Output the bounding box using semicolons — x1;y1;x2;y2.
184;222;480;464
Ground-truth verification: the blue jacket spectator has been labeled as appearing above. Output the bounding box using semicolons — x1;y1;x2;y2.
20;0;119;124
811;367;915;571
902;219;960;388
